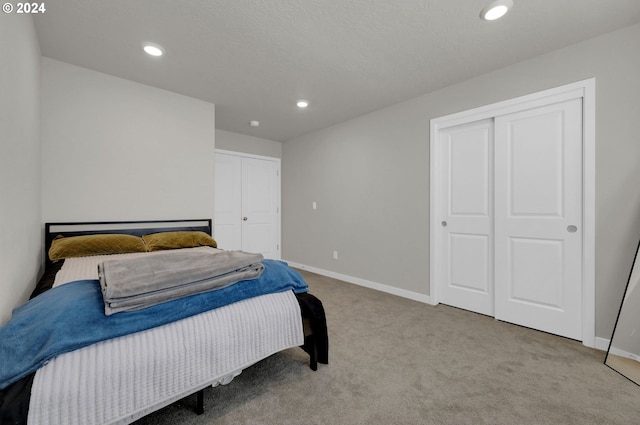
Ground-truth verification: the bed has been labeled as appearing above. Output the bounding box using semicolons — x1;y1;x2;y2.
0;219;328;425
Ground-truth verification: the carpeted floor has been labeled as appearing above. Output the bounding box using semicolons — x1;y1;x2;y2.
133;269;640;425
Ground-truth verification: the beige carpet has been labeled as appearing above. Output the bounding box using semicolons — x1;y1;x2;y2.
133;269;640;425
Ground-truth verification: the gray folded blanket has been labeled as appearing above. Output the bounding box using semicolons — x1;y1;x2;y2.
98;250;264;315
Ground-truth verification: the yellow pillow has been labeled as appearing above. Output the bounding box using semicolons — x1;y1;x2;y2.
49;234;147;261
142;231;217;251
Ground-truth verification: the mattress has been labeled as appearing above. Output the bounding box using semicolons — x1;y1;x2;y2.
53;246;221;288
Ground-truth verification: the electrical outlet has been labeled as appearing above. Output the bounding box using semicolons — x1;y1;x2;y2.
333;250;338;260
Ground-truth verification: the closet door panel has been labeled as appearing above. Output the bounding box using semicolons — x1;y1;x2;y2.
437;119;494;316
241;157;280;259
494;99;583;339
214;153;242;250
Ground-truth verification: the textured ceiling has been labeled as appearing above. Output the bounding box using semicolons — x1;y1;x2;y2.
34;0;640;142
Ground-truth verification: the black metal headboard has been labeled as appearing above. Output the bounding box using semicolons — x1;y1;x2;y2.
45;219;212;264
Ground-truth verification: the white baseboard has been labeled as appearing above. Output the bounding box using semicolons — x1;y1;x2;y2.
286;260;613;352
285;261;431;305
595;337;611;352
606;344;640;361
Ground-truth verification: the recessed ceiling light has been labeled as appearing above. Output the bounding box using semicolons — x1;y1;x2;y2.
249;120;260;127
297;100;309;108
480;0;513;21
143;43;164;57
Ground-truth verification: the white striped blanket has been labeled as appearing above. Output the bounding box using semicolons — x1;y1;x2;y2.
28;290;303;425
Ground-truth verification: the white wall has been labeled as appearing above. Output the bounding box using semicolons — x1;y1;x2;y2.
282;23;640;339
216;129;282;158
41;58;216;222
0;15;42;324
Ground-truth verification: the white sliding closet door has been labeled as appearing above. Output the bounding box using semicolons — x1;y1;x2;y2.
432;89;588;341
494;99;583;339
437;119;494;316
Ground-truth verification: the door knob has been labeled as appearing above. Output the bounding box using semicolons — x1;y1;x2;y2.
567;225;577;233
243;217;248;221
441;221;448;227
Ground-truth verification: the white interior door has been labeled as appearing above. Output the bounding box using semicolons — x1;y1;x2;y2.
437;119;494;316
241;157;280;259
214;153;242;250
214;152;281;259
494;99;583;339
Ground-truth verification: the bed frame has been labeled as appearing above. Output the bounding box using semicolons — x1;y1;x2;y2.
39;218;326;418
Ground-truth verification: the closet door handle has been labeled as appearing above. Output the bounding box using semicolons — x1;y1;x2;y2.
243;217;248;221
441;221;448;227
567;225;577;233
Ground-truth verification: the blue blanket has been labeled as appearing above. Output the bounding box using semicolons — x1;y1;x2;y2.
0;260;308;390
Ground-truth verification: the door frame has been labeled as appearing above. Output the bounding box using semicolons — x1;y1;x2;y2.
214;149;282;259
429;79;596;347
